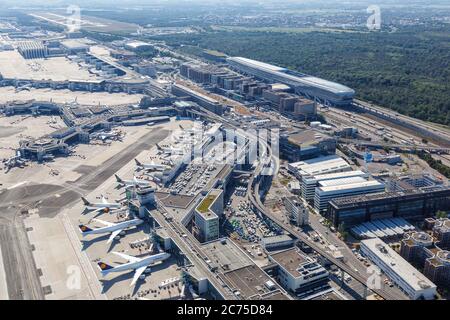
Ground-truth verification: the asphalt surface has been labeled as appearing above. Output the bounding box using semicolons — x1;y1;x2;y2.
0;128;170;299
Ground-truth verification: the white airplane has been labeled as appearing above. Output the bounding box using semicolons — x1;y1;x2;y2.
97;251;171;286
134;159;169;171
156;143;184;155
92;131;121;142
115;174;152;188
81;196;121;214
79;218;144;244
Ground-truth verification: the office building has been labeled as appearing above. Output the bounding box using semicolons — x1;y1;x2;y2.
433;218;450;249
135;63;157;77
17;41;48;59
283;196;309;226
193;189;223;243
293;98;316;119
400;232;434;269
328;187;450;228
287;155;350;180
387;174;444;192
280;131;336;163
314;180;385;213
171;83;225;115
301;170;368;201
261;89;316;119
269;248;329;293
227;56;355;106
423;250;450;290
360;238;437;300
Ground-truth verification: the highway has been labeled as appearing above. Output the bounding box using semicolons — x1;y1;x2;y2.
190;105;405;299
148;48;412;300
248;179;406;300
337;138;450;154
188;102;407;300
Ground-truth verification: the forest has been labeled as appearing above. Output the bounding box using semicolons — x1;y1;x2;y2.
154;27;450;126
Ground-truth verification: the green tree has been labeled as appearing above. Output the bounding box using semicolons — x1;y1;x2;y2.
436;210;448;219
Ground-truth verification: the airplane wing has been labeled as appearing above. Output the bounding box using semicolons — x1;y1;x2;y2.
93;219;115;227
83;207;103;215
112;251;141;263
130;266;147;287
107;229;123;244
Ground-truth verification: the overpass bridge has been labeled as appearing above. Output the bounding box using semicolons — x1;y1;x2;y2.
189;104;407;300
352;100;450;148
338;138;450;154
248;166;407;300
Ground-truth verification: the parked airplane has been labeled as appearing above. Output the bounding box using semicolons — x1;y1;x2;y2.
134;159;169;171
81;196;121;214
97;251;171;286
115;174;152;188
91;131;122;142
156;143;184;155
79;218;143;244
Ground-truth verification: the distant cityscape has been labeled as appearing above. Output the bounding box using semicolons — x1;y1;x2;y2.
0;1;448;303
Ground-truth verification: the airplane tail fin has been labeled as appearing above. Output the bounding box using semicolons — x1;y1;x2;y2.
134;158;142;166
81;197;90;206
156;143;162;150
78;224;93;235
97;262;114;275
115;174;123;183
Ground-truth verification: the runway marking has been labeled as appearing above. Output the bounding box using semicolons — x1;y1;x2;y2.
7;181;28;190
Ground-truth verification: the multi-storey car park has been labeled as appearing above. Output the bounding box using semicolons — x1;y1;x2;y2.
226;56;355;106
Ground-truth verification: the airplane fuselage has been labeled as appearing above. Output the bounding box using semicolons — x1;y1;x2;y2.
82;219;143;236
101;253;170;275
86;203;121;209
120;179;151;187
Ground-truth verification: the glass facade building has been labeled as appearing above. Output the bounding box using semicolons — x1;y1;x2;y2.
328;187;450;228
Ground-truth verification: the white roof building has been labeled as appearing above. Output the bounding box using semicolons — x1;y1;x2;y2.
301;170;368;201
314;180;385;212
360;238;437;300
288;155;352;180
